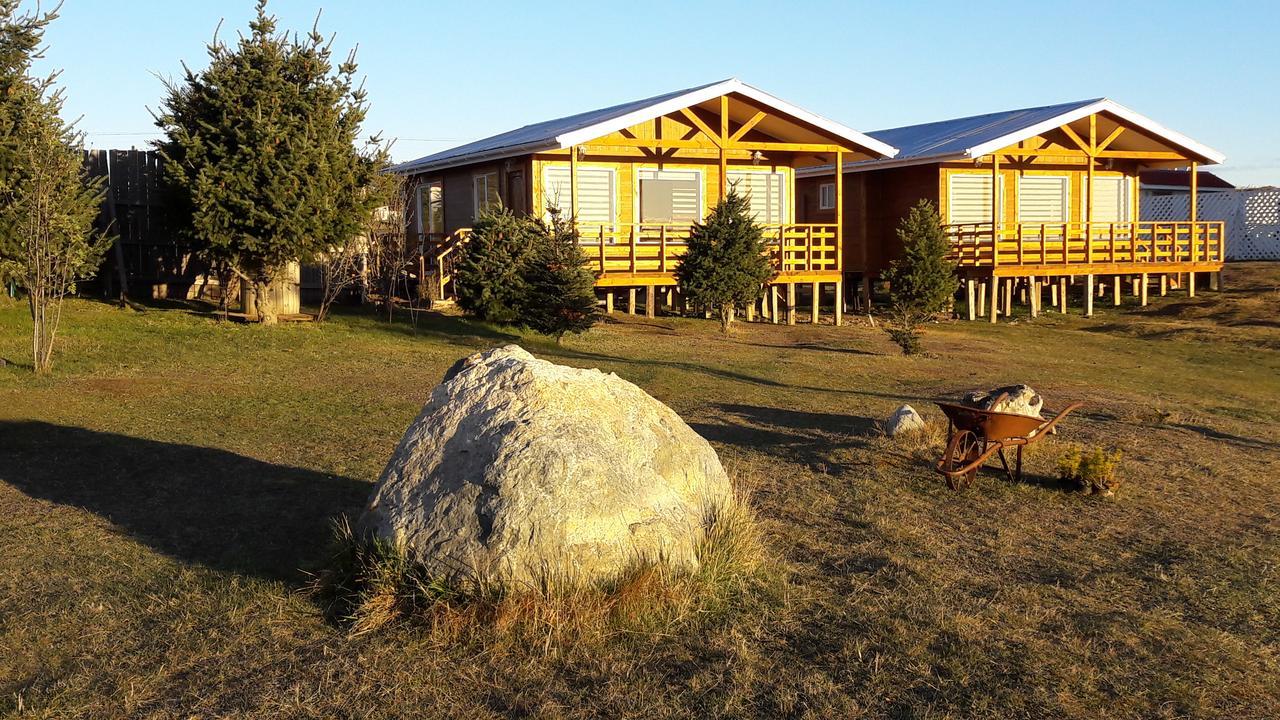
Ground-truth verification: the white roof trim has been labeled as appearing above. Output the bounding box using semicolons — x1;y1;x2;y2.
553;79;898;159
798;98;1227;179
393;79;897;175
964;98;1225;165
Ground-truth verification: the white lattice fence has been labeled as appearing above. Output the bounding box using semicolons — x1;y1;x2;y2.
1142;188;1280;260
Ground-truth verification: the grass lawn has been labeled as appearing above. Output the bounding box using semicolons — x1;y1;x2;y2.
1;264;1278;719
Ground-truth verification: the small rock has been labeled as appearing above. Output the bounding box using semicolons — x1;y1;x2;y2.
885;404;926;437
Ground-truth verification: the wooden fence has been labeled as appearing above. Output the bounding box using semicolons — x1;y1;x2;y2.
84;148;221;300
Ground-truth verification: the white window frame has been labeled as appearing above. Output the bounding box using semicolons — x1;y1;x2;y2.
1016;174;1071;225
473;171;500;217
1082;175;1133;223
818;182;836;210
946;173;1004;225
540;164;617;229
416;181;443;236
634;167;705;233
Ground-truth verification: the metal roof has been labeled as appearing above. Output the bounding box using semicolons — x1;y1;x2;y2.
798;98;1225;176
390;78;897;175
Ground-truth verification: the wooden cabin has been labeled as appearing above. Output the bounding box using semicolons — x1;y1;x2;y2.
392;79;896;324
796;98;1227;321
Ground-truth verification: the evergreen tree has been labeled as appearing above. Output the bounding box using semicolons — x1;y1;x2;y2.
154;0;383;324
453;207;538;323
521;207;599;343
0;2;108;374
881;200;956;355
674;190;775;333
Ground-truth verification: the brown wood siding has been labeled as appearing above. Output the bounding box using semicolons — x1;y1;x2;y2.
862;164;940;277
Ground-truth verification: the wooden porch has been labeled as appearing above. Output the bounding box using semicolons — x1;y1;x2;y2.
945;220;1226;275
428;220;845;323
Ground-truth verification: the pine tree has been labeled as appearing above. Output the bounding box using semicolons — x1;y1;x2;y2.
0;2;108;374
674;190;775;333
453;207;538;323
521;207;599;343
881;200;957;355
154;0;383;324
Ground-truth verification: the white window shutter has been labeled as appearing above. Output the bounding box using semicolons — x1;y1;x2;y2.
542;166;615;224
1017;176;1068;223
726;171;785;224
948;175;996;224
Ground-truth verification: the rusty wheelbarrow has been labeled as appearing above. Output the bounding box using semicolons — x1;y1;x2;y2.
934;395;1083;490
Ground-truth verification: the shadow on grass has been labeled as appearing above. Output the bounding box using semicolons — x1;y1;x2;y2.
0;420;368;583
689;403;881;474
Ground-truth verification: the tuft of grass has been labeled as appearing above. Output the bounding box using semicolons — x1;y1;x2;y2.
1056;443;1125;496
309;489;782;652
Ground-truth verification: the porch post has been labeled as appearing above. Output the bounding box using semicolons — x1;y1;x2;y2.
834;150;844;326
1189;161;1198;222
718;95;729;200
569;145;579;218
991;155;1001;270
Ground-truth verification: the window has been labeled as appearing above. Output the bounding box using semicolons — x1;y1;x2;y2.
473;172;500;216
542;166;616;224
416;181;443;235
1084;176;1131;222
638;169;701;223
818;182;836;210
1017;175;1069;224
727;170;786;224
947;174;1001;224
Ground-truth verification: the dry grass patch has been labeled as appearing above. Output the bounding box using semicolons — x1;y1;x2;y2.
311;489;784;654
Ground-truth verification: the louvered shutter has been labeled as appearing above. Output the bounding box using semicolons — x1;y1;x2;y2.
726;171;786;224
1087;176;1129;222
948;175;996;224
542;166;615;224
1017;176;1068;223
638;169;701;222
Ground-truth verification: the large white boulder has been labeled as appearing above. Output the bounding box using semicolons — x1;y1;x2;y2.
360;345;731;588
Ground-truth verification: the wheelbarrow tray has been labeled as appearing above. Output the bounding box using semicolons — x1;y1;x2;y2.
935;402;1047;444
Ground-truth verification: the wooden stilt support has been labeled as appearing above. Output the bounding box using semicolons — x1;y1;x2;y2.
966;279;976;321
1131;276;1140;297
746;298;755;322
645;287;656;318
627;288;637;315
1030;276;1040;318
1160;274;1168;296
988;277;999;323
770;285;779;324
1058;278;1068;314
605;291;614;314
860;277;872;310
1003;279;1013;318
1050;280;1059;308
1140;273;1149;306
977;281;987;318
1211;271;1221;291
834;281;843;327
1085;274;1094;317
1113;276;1121;306
811;281;820;324
1188;271;1196;297
787;283;797;326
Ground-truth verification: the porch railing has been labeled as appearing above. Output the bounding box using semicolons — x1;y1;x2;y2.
575;223;839;276
943;221;1226;270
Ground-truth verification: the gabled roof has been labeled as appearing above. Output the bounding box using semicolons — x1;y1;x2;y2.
798;98;1225;176
391;78;897;175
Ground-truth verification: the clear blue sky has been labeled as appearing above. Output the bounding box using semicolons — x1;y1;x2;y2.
30;0;1280;186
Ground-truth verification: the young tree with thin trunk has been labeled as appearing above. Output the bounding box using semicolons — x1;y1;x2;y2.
881;200;956;355
0;2;108;374
154;0;383;325
674;190;775;334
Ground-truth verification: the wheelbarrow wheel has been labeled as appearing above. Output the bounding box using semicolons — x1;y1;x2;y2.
943;429;982;490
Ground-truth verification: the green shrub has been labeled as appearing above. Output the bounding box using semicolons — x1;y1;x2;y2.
881;200;956;355
1056;444;1124;496
674;190;775;334
453;208;540;323
520;208;600;343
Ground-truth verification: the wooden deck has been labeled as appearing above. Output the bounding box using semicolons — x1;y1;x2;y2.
944;220;1226;277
